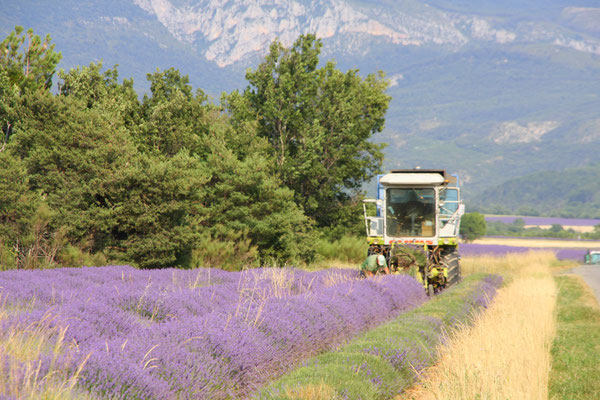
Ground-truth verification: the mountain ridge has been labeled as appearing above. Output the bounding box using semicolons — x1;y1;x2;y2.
1;0;599;199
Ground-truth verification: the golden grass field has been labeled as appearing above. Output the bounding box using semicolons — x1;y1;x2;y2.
524;224;595;233
402;252;559;400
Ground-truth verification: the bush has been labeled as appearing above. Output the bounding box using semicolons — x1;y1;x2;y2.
460;212;487;242
189;232;258;271
58;244;107;268
315;235;368;263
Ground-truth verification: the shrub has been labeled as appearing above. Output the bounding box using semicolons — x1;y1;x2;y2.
460;212;487;242
315;235;368;263
189;231;258;271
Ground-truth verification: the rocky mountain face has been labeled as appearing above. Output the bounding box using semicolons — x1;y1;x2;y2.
1;0;600;198
132;0;470;66
130;0;599;67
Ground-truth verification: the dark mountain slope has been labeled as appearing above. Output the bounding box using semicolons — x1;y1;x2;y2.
469;164;600;218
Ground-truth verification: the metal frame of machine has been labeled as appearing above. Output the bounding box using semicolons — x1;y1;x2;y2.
363;169;465;295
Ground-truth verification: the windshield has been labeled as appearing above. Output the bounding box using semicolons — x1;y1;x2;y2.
439;188;459;216
386;188;435;237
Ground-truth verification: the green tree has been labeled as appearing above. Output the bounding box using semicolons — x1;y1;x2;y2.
460;212;487;242
0;26;61;93
0;68;18;150
10;86;211;268
107;152;209;268
58;62;140;127
550;224;564;233
136;68;213;157
227;34;390;227
10;90;138;249
0;150;38;268
200;132;315;264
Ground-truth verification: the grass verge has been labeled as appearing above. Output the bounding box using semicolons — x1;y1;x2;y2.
256;273;502;400
403;251;557;400
549;274;600;400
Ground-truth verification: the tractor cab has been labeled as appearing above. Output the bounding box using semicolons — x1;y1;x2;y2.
362;169;465;295
363;169;464;247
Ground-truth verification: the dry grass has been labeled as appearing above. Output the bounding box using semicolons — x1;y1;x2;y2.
461;250;556;278
402;251;557;400
472;237;600;248
0;296;89;399
305;259;359;270
283;382;341;400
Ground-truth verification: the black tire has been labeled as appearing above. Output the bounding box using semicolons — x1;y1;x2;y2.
443;250;461;286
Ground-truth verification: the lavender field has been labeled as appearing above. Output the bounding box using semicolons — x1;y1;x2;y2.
260;274;504;399
460;243;587;261
485;215;600;227
0;266;428;399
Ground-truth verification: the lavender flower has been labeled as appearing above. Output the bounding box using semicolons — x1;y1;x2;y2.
0;266;426;399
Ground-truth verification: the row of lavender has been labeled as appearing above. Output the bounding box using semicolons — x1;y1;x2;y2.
260;274;504;399
0;266;427;399
460;243;587;261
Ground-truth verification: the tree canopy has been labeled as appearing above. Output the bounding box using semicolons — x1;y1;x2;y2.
0;25;61;93
227;34;390;228
0;28;390;269
460;212;487;242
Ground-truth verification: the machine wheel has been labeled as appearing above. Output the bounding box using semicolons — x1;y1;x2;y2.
443;250;461;286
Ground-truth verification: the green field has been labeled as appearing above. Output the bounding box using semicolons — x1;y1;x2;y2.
550;274;600;400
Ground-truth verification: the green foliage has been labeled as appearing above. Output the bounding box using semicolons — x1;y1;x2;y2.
549;275;600;400
190;232;258;271
58;62;140;126
0;151;37;247
228;34;390;228
315;235;368;263
0;28;393;269
200;131;316;264
16;203;66;270
136;68;212;157
0;151;64;270
0;26;61;93
58;244;107;268
106;151;209;268
6;63;209;268
10;89;138;247
460;212;487;241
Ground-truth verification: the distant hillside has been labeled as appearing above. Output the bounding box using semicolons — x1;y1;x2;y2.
2;0;600;197
469;164;600;218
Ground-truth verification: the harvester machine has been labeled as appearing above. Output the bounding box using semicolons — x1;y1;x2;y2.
363;169;465;295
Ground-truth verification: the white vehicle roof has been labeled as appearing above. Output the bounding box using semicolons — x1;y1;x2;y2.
379;172;445;186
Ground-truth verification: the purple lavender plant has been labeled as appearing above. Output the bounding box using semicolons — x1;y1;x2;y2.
459;243;587;261
0;266;426;399
257;273;504;400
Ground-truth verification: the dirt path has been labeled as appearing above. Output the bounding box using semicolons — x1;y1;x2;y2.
568;265;600;304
